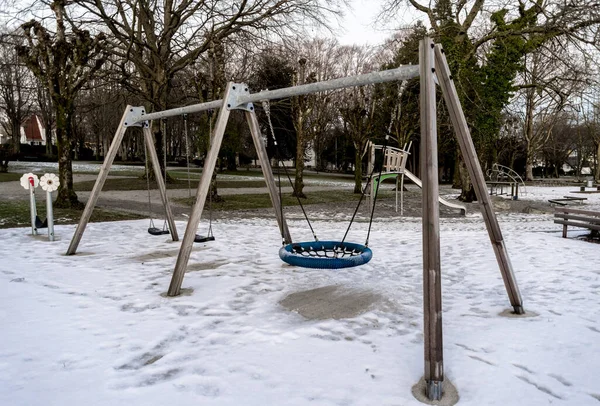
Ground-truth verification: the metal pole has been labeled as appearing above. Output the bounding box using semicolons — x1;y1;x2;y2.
47;190;54;241
236;66;420;105
29;179;37;236
133;66;420;124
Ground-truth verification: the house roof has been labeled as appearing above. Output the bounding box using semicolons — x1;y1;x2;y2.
23;115;43;141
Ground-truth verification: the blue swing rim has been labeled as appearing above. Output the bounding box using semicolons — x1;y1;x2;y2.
279;240;372;269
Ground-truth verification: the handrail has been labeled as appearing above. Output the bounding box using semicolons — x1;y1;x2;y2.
487;163;527;196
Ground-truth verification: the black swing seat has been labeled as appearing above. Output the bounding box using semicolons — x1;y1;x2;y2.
148;227;170;236
194;234;215;243
35;216;48;229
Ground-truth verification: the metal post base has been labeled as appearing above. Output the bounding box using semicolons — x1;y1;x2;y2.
426;380;443;401
513;305;525;315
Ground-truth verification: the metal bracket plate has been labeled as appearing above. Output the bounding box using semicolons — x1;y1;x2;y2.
123;106;149;127
225;83;255;112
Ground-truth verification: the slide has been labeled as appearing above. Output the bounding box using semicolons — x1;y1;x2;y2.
403;170;467;215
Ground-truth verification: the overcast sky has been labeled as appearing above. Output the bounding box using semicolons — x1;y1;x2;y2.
337;0;423;46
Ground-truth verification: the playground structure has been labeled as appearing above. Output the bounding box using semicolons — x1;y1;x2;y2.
65;38;524;402
366;141;467;215
486;163;527;200
19;172;59;241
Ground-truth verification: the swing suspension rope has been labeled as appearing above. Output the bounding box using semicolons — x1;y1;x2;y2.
262;100;382;269
184;114;192;199
145;127;169;235
183;113;215;243
203;110;215;241
262;100;318;244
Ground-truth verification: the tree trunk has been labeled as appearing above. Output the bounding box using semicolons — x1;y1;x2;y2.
353;145;362;194
293;128;307;199
11;121;21;155
596;142;600;182
0;147;9;172
54;104;82;209
525;160;534;181
45;125;53;156
457;156;476;202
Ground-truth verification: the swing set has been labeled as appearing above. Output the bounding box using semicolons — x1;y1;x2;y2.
66;38;525;401
262;99;379;269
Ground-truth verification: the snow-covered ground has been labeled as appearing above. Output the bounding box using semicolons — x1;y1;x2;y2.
519;186;600;211
1;201;599;405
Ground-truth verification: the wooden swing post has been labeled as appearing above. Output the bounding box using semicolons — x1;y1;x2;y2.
66;106;179;255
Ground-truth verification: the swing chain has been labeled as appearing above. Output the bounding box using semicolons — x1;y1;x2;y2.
262;100;278;147
261;98;318;243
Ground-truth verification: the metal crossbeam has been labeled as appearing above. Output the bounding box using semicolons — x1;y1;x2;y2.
133;65;420;123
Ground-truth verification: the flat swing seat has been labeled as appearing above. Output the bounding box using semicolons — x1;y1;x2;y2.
194;234;215;243
35;216;48;229
279;240;372;269
148;227;170;236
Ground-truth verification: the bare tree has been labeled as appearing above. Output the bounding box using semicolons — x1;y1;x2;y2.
337;44;378;193
17;0;108;208
35;78;54;156
0;31;32;156
580;90;600;181
287;38;341;197
514;43;583;180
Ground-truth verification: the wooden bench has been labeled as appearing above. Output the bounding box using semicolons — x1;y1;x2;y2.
487;181;519;200
548;196;587;206
554;207;600;238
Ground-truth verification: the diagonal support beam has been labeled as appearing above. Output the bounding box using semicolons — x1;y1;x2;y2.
434;44;524;314
245;110;292;244
167;84;234;296
143;126;179;242
66;107;130;255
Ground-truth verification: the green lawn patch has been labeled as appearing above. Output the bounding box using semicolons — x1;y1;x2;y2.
175;189;391;211
75;176;268;191
0;200;145;229
0;173;23;182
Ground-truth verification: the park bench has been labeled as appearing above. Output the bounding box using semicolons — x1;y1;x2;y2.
487;181;519;200
554;207;600;238
548;196;587;206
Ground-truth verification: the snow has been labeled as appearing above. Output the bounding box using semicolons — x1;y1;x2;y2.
1;188;600;405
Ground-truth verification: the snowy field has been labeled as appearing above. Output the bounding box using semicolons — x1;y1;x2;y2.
1;202;599;405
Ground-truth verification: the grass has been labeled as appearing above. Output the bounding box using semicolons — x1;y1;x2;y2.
0;200;145;229
0;173;23;182
74;176;269;192
175;189;393;211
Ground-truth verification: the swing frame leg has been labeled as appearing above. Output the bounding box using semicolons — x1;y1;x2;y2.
143;126;179;240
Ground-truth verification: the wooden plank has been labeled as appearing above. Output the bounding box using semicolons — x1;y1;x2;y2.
168;86;233;296
434;44;524;315
66;107;130;255
554;214;600;224
143;126;179;242
245;110;292;244
554;220;600;231
420;37;444;401
554;207;600;217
